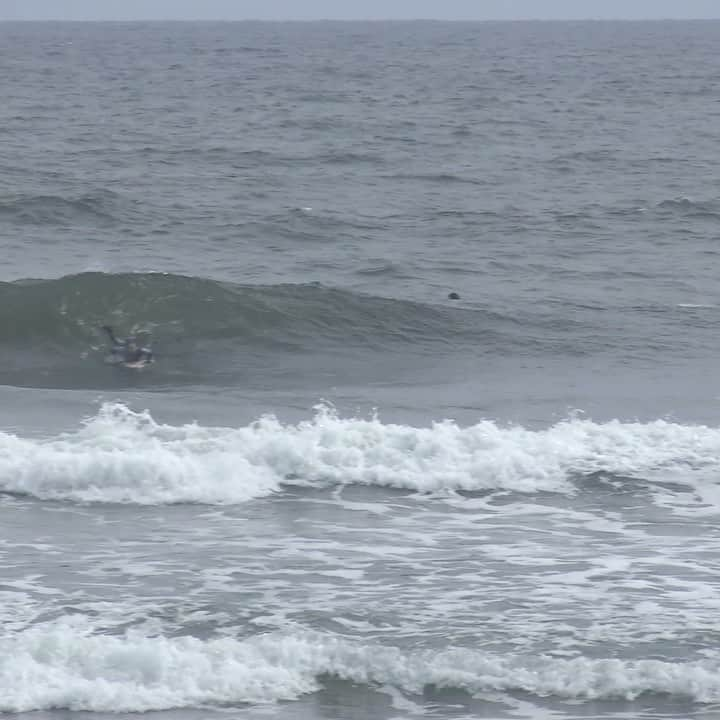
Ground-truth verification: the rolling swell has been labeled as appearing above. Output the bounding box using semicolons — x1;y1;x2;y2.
0;271;512;388
0;271;485;348
0;271;646;389
0;191;128;226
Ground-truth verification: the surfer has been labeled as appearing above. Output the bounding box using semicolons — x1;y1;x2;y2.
101;325;153;365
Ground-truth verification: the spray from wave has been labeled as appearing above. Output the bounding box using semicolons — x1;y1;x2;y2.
1;403;719;505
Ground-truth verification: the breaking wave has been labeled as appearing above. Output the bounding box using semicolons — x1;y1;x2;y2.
3;623;720;711
1;402;718;505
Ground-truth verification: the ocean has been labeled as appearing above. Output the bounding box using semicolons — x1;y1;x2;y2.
2;18;720;719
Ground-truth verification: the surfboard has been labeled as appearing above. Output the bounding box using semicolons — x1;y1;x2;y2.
121;359;153;369
104;353;153;369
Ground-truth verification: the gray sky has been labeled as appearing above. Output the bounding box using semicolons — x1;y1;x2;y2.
1;0;719;21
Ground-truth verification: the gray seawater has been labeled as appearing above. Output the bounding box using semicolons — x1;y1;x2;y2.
2;19;720;719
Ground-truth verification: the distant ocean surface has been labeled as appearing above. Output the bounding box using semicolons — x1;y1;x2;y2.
2;19;720;720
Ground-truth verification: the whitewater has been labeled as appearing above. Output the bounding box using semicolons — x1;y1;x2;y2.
2;403;720;717
6;626;720;712
2;402;720;505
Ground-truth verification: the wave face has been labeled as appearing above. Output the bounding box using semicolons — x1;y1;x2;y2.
1;402;718;506
0;271;595;389
0;271;482;348
3;624;720;711
1;271;718;392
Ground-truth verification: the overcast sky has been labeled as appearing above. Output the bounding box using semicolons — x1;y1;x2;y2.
1;0;719;21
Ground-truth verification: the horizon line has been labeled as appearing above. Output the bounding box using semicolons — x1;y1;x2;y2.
2;17;720;23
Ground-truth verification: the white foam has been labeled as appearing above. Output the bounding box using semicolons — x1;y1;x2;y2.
0;404;282;504
1;402;720;505
3;624;720;711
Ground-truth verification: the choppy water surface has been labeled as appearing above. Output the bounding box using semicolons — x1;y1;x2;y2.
2;19;720;720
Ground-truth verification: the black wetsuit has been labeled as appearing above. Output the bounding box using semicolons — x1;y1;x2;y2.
102;326;153;364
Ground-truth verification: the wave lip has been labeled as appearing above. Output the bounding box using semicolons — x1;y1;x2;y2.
2;403;720;506
3;624;720;711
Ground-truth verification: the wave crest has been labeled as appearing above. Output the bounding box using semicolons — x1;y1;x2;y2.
1;403;719;505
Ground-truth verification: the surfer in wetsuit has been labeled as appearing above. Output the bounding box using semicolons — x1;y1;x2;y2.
101;325;153;364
